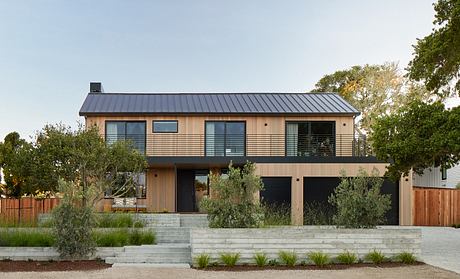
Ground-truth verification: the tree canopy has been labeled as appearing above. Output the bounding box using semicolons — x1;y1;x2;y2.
408;0;460;98
370;100;460;180
311;62;434;133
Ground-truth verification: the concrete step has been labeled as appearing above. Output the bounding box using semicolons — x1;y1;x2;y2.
123;244;190;253
112;263;190;268
180;214;209;228
105;243;191;265
136;213;181;227
106;256;191;264
154;228;190;243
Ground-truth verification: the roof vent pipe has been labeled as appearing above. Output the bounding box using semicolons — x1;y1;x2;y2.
90;82;104;93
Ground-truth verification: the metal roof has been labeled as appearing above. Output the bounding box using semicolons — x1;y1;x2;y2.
79;92;359;116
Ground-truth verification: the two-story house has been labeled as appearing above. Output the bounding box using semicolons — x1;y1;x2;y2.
79;82;412;225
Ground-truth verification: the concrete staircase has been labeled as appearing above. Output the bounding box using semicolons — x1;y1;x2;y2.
106;214;208;267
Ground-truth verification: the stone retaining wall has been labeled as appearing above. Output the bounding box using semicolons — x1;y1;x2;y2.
0;247;123;261
190;226;421;264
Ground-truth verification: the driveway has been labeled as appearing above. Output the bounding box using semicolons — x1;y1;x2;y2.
0;265;459;279
421;227;460;274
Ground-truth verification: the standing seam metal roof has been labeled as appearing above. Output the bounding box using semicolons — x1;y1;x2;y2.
79;92;359;115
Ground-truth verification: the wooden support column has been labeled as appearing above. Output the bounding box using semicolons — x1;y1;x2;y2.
399;172;413;226
291;176;304;225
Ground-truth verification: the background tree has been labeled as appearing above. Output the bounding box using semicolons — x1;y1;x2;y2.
370;100;460;180
311;62;434;133
408;0;460;98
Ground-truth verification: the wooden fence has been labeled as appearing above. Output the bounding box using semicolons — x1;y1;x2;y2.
0;198;60;224
413;187;460;226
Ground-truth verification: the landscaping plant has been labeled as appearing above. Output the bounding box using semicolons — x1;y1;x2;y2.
195;254;211;269
328;168;391;228
253;252;269;267
0;230;54;247
97;213;144;228
303;201;334;225
336;251;358;265
200;162;264;228
365;250;386;264
92;229;155;247
278;251;297;266
219;253;240;267
395;252;417;264
268;259;279;266
308;251;330;267
262;202;290;226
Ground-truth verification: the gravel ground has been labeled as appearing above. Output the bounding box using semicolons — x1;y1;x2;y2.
1;265;459;279
421;227;460;274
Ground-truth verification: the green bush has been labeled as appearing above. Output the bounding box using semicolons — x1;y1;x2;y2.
278;251;297;266
200;162;264;228
452;224;460;229
97;213;144;228
0;230;54;247
395;252;417;264
92;229;155;247
336;251;357;265
195;254;211;269
303;201;334;225
262;203;291;226
308;251;329;267
268;259;279;266
220;253;240;267
253;252;268;267
365;250;386;264
328;168;391;228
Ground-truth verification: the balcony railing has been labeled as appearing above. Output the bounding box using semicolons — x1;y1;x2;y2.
105;133;370;157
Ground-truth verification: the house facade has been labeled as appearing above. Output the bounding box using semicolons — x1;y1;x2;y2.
79;82;412;225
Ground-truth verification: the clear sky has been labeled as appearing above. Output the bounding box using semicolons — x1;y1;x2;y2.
0;0;452;140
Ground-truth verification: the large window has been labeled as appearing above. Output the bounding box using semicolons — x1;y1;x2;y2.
205;121;245;156
105;172;146;199
153;120;178;133
286;121;335;156
105;121;146;154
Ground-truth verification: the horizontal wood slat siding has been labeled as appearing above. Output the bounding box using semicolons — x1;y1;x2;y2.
0;198;60;224
413;187;460;226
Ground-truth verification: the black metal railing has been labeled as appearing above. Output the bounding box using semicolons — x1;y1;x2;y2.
104;133;370;157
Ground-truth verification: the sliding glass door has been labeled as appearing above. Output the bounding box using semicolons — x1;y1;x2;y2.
205;121;245;156
106;121;146;154
286;121;335;156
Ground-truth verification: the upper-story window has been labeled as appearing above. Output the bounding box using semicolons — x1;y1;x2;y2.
205;121;245;156
153;120;178;133
286;121;335;156
105;121;146;154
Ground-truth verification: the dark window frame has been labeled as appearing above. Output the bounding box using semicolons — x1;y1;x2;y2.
441;167;447;180
285;121;336;157
152;120;179;133
105;120;147;154
204;120;247;157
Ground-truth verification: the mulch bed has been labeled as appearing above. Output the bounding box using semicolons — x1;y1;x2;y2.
0;260;112;272
195;262;425;271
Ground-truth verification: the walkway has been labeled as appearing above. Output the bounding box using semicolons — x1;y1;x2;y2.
421;227;460;274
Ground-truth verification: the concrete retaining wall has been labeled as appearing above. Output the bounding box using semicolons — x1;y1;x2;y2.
0;247;123;261
190;226;421;263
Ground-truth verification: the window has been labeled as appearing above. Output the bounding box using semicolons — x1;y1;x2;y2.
205;121;245;156
106;121;146;153
153;120;178;133
286;121;335;156
105;172;146;198
441;167;447;180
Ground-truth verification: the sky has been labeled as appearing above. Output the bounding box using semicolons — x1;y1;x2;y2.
0;0;457;140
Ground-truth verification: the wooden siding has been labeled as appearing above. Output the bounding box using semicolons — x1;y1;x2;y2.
413;187;460;226
86;114;355;157
147;168;176;212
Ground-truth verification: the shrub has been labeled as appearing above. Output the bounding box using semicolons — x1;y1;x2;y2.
365;250;386;264
452;224;460;229
220;253;240;267
200;162;264;228
262;203;290;226
336;251;357;265
253;252;268;267
278;251;297;266
308;251;329;267
328;168;391;228
97;213;144;228
456;182;460;189
304;201;334;225
195;254;211;269
52;180;97;259
92;229;155;247
0;230;54;247
395;252;417;264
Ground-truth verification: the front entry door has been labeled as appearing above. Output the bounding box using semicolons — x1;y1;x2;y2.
177;169;209;212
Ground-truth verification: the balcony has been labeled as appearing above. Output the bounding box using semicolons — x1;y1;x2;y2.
105;134;372;164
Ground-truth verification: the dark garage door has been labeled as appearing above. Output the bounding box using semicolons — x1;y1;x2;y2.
303;177;399;225
260;177;291;206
